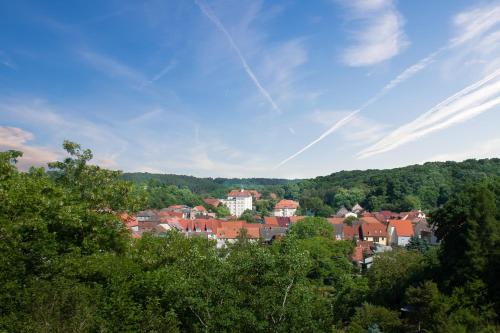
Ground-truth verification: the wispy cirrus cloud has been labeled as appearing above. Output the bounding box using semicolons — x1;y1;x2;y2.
194;0;282;113
339;0;408;67
358;68;500;159
276;2;500;168
79;50;147;87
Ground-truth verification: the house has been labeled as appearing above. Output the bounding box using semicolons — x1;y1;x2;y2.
203;198;221;207
335;207;349;217
215;221;260;248
388;219;414;246
220;189;253;217
260;226;287;243
136;209;157;222
327;217;345;225
289;216;306;224
360;222;388;245
342;224;358;240
359;216;382;224
119;213;139;232
274;199;299;217
400;210;426;220
332;224;343;240
413;220;438;245
374;211;400;222
352;240;374;269
264;216;291;228
192;205;208;217
248;190;262;201
351;203;364;214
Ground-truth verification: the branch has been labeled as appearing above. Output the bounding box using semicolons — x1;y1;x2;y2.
279;277;294;322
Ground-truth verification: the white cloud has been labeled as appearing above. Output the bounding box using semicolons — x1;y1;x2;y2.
358;68;500;159
450;3;500;47
0;126;61;169
340;0;408;66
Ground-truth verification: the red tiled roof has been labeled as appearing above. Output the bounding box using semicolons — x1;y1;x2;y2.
194;205;207;212
264;216;279;226
216;221;260;239
343;224;358;240
119;213;139;228
361;222;388;237
248;190;262;200
360;216;381;224
275;199;299;209
352;240;374;262
289;216;306;223
228;189;252;197
203;198;221;207
388;219;414;237
327;217;344;225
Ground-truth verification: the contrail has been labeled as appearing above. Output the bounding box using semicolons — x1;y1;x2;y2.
274;49;445;168
194;0;282;114
275;3;500;168
357;68;500;159
274;110;360;168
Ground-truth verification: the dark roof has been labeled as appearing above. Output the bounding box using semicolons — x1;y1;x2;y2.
260;226;287;241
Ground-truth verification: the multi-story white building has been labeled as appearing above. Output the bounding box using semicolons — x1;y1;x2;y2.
273;199;299;217
221;189;253;217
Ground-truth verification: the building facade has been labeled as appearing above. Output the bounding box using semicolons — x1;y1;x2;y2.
221;189;253;217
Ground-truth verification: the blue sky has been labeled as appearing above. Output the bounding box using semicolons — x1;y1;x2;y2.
1;0;500;178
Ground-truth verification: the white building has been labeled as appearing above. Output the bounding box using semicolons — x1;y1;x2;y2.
273;199;299;217
221;189;253;217
388;220;414;247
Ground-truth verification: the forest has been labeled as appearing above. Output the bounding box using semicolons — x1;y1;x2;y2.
125;158;500;215
1;142;499;332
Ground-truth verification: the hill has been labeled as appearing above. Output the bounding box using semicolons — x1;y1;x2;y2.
124;158;500;213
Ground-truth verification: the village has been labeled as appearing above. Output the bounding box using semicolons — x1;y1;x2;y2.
121;188;437;268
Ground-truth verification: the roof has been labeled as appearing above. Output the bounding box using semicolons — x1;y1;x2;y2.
228;189;252;198
248;190;262;199
332;224;343;237
289;216;306;224
194;205;207;212
265;216;291;227
203;198;221;207
216;221;260;239
335;207;349;217
388;219;414;237
361;223;388;237
360;216;381;224
119;213;139;228
260;226;287;241
352;240;374;262
275;199;299;209
351;203;363;212
327;217;344;224
343;224;358;240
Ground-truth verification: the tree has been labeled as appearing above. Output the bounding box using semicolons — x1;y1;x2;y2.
289;217;334;239
366;249;426;307
405;236;430;253
347;303;402;333
431;179;500;311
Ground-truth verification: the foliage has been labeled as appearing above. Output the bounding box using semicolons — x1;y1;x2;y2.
289;217;334;239
2;144;500;332
347;303;402;333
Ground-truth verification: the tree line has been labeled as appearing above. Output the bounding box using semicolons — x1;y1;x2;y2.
1;142;499;332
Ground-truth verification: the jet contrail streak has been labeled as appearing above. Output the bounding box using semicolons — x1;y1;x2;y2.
195;0;282;113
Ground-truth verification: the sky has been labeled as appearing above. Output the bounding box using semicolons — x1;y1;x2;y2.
1;0;500;178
